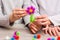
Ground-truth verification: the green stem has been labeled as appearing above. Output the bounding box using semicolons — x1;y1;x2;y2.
30;14;35;22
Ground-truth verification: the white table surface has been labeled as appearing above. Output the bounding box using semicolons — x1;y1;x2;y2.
0;23;59;40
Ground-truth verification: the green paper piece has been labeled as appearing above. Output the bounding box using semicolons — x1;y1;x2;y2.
30;14;35;22
16;31;20;36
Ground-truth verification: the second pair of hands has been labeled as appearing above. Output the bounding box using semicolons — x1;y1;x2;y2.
29;15;60;36
9;8;60;36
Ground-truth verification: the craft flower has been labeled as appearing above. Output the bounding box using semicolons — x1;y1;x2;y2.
26;6;35;15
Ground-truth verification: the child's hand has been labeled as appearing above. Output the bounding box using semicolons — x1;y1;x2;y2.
9;8;27;23
28;23;38;34
35;15;51;26
28;22;42;34
42;26;60;36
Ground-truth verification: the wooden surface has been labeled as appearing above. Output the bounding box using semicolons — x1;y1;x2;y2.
0;24;58;40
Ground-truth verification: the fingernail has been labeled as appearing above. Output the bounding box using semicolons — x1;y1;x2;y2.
33;31;36;34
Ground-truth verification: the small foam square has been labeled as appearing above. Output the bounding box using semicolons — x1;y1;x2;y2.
47;38;51;40
37;34;41;39
57;36;60;40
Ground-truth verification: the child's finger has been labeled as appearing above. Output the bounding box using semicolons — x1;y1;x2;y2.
36;15;47;19
34;20;41;25
31;29;36;34
45;29;48;34
57;27;60;32
41;21;50;26
35;18;48;22
13;11;23;15
13;10;27;15
17;14;26;18
29;23;38;32
14;13;26;19
29;23;36;34
48;28;53;36
31;26;38;32
13;8;26;11
42;28;48;34
54;27;59;36
20;14;27;17
51;28;57;36
32;22;39;30
45;25;49;34
36;16;45;19
33;21;41;30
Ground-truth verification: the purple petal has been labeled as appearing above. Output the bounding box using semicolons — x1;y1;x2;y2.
31;6;34;8
27;7;30;10
33;8;35;10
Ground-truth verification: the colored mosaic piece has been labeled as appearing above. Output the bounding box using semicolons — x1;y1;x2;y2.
16;31;20;36
57;36;60;40
51;37;55;40
37;34;41;39
34;35;37;38
10;37;15;40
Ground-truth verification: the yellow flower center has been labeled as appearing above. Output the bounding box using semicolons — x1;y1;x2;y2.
29;9;33;13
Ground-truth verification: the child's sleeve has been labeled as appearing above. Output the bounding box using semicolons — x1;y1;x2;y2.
0;0;13;28
48;15;60;26
23;0;40;26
